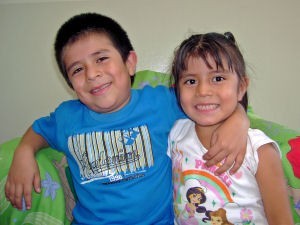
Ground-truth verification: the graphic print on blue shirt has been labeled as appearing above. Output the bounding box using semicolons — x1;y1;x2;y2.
68;125;153;184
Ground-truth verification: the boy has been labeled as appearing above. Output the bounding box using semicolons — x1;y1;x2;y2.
5;13;248;224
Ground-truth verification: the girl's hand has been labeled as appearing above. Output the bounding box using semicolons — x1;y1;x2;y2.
203;104;249;175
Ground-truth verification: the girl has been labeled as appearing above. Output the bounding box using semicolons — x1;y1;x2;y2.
169;32;293;224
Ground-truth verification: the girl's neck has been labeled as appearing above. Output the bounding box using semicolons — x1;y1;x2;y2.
195;123;222;150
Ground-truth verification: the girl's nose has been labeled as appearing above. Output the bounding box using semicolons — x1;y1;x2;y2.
196;82;212;97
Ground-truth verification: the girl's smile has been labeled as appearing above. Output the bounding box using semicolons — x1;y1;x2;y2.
195;103;219;113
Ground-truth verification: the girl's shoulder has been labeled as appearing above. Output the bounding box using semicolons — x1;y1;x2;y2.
247;128;280;155
169;119;194;141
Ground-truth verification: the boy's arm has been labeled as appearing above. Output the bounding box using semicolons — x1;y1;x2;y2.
5;126;48;210
204;104;249;175
256;143;294;224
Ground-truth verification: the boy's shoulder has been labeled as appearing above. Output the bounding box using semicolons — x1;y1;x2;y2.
137;84;169;91
137;85;174;97
55;99;83;112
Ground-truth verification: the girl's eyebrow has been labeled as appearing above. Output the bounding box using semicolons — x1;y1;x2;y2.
212;68;231;74
179;72;193;79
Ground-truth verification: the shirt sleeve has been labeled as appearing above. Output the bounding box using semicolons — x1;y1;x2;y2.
32;111;59;150
246;128;281;175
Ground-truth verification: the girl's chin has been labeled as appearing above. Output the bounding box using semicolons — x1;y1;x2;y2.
194;119;223;128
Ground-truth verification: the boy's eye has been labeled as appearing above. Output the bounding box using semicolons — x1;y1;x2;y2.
71;67;83;76
212;76;224;82
96;56;108;63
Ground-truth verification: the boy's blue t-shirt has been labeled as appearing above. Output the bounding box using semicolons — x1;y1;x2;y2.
33;85;184;225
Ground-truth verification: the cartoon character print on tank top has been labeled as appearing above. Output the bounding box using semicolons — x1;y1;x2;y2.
171;120;271;225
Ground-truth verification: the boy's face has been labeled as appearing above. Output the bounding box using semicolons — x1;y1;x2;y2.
62;32;137;113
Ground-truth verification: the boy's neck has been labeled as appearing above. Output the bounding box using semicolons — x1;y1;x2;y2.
195;123;222;150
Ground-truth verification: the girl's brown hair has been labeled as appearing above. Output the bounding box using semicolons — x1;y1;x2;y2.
171;32;248;111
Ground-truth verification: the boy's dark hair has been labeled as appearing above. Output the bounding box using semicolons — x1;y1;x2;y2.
171;32;248;111
54;12;134;88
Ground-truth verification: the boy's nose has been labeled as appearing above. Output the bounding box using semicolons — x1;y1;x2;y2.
86;66;101;81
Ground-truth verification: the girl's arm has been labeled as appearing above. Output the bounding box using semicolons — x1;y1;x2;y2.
204;104;249;175
5;126;48;210
256;143;294;224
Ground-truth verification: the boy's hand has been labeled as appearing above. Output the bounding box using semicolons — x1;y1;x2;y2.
5;146;41;210
204;104;249;175
203;131;247;175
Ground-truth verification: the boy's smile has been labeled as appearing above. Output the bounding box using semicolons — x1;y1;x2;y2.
62;32;136;113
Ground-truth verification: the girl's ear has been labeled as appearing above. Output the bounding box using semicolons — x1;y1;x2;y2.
126;51;137;77
238;76;249;101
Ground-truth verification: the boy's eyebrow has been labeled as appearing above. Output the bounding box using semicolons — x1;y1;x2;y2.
66;61;80;74
66;50;108;73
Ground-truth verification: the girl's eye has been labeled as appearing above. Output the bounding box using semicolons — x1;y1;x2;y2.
184;79;196;85
212;76;224;82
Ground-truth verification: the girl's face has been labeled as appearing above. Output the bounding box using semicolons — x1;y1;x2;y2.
62;32;137;113
178;55;247;129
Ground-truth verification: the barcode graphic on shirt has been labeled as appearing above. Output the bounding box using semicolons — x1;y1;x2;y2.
68;126;154;182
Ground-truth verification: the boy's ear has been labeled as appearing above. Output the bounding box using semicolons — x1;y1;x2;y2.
126;51;137;76
238;76;249;101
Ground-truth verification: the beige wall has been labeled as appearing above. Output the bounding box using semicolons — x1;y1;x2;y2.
0;0;299;143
